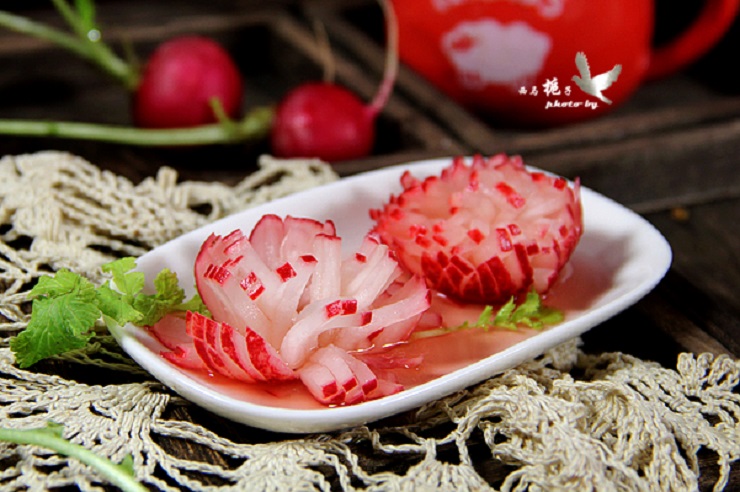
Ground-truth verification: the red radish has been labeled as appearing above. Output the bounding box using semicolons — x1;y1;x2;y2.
148;315;206;370
270;0;398;162
370;154;583;305
133;36;243;128
153;214;430;406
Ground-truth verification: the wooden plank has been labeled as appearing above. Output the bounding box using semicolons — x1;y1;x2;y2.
521;119;740;211
646;201;740;328
639;275;735;357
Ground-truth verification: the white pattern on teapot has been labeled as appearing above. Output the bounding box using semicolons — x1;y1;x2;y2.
441;19;552;90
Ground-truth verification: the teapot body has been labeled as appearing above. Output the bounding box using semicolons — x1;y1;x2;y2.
393;0;655;126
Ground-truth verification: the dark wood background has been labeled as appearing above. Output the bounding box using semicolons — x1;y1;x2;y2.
1;1;739;489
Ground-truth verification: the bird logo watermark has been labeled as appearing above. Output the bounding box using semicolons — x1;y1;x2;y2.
518;51;622;110
572;52;621;104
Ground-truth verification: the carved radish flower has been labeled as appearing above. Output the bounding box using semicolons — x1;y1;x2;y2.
370;154;583;305
149;215;430;406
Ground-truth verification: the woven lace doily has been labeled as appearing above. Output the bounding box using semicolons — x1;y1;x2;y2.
1;151;738;491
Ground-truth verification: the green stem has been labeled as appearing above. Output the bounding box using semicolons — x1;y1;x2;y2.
50;0;86;36
0;106;274;147
0;426;148;492
0;10;137;89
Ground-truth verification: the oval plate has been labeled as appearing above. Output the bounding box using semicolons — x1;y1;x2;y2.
112;157;672;433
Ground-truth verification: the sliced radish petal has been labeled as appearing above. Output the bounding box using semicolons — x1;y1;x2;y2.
307;233;342;303
161;345;207;370
219;321;266;381
148;313;194;351
299;362;345;405
365;378;404;401
243;327;296;381
332;275;430;350
149;315;207;371
248;214;285;271
280;297;369;368
186;311;236;379
341;236;401;309
310;346;361;402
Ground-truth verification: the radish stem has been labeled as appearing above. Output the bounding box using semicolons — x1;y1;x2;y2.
311;17;335;83
0;423;148;492
0;106;274;147
366;0;399;117
51;0;91;38
0;7;138;89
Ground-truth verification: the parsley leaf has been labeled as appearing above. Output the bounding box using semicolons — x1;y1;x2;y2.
11;258;205;368
177;291;210;317
491;290;564;330
96;284;142;327
131;268;210;325
12;271;101;368
102;257;144;299
411;289;563;340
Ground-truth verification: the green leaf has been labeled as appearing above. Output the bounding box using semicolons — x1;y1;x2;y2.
536;306;565;326
411;290;564;342
34;294;99;337
133;268;187;326
152;269;186;305
14;257;202;367
14;270;101;367
96;284;142;325
178;292;211;318
29;269;96;299
102;257;144;299
11;296;98;368
492;297;517;329
492;289;564;330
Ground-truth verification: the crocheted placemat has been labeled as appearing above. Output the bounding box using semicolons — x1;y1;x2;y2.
1;151;738;491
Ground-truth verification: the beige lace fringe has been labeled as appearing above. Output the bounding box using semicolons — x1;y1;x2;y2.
0;151;738;491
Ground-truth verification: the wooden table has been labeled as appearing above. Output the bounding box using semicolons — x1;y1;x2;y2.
1;1;739;489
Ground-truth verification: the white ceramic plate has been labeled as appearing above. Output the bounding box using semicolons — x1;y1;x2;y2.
112;157;672;433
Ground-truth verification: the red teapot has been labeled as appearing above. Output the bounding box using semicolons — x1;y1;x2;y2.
391;0;739;126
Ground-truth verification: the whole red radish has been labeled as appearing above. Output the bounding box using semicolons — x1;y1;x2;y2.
133;36;243;128
270;0;398;162
270;83;376;162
